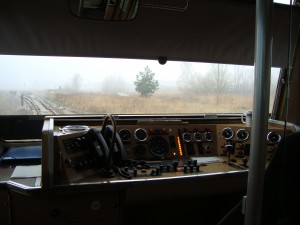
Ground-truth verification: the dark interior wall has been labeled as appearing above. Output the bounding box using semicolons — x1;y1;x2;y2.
0;116;44;140
274;25;300;126
287;36;300;125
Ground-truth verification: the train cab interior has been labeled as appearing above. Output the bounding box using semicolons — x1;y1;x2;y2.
1;0;300;225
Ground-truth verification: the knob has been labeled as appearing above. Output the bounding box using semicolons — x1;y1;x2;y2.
159;164;164;173
173;160;178;171
193;160;198;166
242;158;248;167
133;169;137;177
166;164;170;172
189;165;194;173
150;169;156;176
183;164;187;173
188;160;192;166
224;145;234;154
156;167;160;176
196;165;200;172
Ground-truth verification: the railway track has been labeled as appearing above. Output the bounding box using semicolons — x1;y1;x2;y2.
21;94;67;115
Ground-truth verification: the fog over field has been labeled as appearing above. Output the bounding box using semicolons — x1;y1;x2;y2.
0;56;279;115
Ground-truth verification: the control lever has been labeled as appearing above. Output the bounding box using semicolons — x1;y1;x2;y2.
242;157;248;168
224;144;234;165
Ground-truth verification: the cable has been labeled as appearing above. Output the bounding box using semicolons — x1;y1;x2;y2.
107;114;117;166
101;114;117;178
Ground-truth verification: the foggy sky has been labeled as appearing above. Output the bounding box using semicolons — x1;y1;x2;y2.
0;55;209;92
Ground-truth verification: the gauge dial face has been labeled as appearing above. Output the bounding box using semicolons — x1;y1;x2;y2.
205;132;213;141
222;127;235;140
194;132;202;142
267;132;281;143
134;128;148;141
149;136;169;157
236;129;250;141
119;129;132;142
182;132;192;142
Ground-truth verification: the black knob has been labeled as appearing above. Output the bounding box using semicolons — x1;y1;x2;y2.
196;165;200;172
188;160;192;166
156;167;160;176
193;160;198;166
133;169;137;177
173;160;178;171
225;145;234;154
159;164;164;173
166;164;170;172
150;169;156;176
183;164;187;173
190;165;194;173
242;158;248;167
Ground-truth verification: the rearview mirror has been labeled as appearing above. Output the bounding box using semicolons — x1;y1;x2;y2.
69;0;139;21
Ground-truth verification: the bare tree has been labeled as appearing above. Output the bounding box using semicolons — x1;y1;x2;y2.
177;62;204;94
177;63;194;94
231;65;254;94
202;64;231;105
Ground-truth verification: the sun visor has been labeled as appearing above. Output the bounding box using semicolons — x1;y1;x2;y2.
0;0;299;67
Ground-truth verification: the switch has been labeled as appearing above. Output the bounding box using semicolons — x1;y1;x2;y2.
190;165;194;173
150;169;156;176
156;167;160;176
183;164;187;173
133;169;137;177
193;160;197;166
166;164;170;172
159;164;164;173
196;165;200;172
173;160;178;171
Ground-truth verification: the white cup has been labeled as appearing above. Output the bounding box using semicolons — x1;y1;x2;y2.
241;111;252;126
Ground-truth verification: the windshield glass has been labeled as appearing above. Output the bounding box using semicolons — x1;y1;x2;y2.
0;55;280;115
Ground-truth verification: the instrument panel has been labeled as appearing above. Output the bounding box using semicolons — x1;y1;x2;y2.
117;122;217;160
43;116;293;185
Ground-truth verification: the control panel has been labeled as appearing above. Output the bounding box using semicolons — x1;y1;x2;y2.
117;122;217;160
216;124;287;167
43;116;294;184
57;131;107;182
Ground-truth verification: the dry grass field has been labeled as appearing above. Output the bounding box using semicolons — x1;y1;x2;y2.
0;90;275;115
50;92;258;114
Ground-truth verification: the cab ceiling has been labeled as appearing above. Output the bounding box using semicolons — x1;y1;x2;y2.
0;0;299;67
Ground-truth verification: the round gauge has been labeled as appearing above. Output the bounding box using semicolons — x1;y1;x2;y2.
194;132;202;142
119;129;132;142
222;127;235;140
182;132;192;142
205;132;213;141
134;128;148;141
267;132;281;144
149;136;169;157
236;129;250;141
133;144;147;158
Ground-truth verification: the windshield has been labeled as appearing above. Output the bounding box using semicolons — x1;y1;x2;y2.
0;55;280;115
